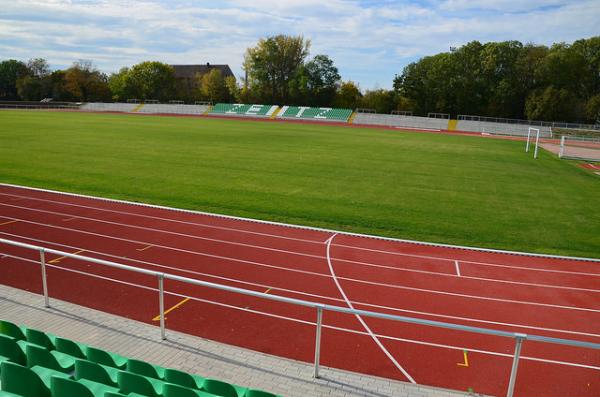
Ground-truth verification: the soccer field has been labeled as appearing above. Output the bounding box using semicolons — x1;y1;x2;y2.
1;110;598;258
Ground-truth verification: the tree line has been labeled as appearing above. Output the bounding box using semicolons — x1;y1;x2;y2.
1;35;598;123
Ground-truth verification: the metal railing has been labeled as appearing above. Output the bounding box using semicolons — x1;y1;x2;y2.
458;114;600;131
1;237;598;397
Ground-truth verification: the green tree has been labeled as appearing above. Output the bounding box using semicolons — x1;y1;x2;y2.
585;95;600;124
125;61;176;102
63;61;111;101
0;59;29;99
302;54;340;106
525;86;583;121
244;34;310;103
108;67;131;102
360;89;396;114
16;58;52;101
334;81;362;109
199;69;229;103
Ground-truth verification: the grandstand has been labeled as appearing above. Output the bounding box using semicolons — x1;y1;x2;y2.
277;106;352;122
209;103;279;118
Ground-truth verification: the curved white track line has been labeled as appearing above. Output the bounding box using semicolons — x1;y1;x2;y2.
2;218;599;313
324;233;416;383
3;253;599;371
4;231;600;340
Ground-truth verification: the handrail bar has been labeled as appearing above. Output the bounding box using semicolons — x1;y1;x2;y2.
2;236;599;396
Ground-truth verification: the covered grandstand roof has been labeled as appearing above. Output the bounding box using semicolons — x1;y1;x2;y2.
171;63;234;79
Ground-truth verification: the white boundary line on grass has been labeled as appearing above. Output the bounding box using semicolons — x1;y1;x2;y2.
3;230;600;339
325;233;416;383
1;183;598;263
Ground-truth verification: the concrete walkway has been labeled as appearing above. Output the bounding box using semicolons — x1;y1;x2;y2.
0;285;481;397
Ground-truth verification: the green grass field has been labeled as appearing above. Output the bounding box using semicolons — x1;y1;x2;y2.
1;110;598;258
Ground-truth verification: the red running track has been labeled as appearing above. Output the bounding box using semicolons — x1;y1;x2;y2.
0;184;598;396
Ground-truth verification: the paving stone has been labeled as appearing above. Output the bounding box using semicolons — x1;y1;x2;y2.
0;285;486;397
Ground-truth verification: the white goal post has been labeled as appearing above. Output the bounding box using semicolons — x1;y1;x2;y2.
558;135;600;162
525;127;541;159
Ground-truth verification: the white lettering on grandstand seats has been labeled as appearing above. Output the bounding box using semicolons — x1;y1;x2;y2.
226;104;245;114
296;107;310;117
315;108;332;119
246;105;262;115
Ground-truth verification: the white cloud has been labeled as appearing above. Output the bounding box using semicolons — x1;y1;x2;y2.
0;0;598;88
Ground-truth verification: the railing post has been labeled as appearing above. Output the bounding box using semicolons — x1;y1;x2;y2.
313;305;324;378
506;333;527;397
158;274;166;340
39;248;49;308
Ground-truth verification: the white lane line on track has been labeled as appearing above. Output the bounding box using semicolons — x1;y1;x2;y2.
325;233;416;383
333;242;600;277
2;189;599;273
4;251;598;372
2;217;600;313
4;231;600;339
0;192;324;244
3;202;600;294
455;260;461;277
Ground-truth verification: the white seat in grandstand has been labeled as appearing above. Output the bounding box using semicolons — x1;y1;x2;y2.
457;120;552;137
136;103;208;115
80;102;138;112
353;113;449;130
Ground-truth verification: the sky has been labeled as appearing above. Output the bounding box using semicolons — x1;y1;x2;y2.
0;0;599;89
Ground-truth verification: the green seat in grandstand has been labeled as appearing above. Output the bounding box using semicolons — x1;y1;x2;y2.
0;391;23;397
75;359;120;387
26;344;75;373
51;376;121;397
0;361;69;397
164;367;204;390
104;393;128;397
117;370;162;397
201;378;246;397
0;320;25;341
127;358;165;380
55;336;86;359
0;334;27;365
24;328;56;350
162;383;208;397
86;346;127;369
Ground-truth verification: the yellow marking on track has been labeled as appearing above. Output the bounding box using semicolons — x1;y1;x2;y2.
264;288;272;294
62;217;78;222
0;220;18;226
152;297;190;321
48;249;86;264
136;244;153;252
457;350;469;367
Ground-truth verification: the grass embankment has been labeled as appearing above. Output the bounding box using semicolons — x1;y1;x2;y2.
1;110;598;257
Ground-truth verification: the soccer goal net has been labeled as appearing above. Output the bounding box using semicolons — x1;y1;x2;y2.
558;135;600;162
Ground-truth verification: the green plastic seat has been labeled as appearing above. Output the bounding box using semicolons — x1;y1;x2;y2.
164;367;204;390
75;358;120;386
0;361;68;397
24;327;56;350
163;383;204;397
86;346;127;369
55;336;86;359
127;358;165;380
0;391;24;397
51;376;121;397
103;393;128;397
117;370;161;397
202;378;246;397
26;344;76;373
0;334;27;365
0;320;25;340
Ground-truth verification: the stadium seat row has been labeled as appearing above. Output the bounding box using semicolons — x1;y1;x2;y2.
0;320;279;397
209;104;353;122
